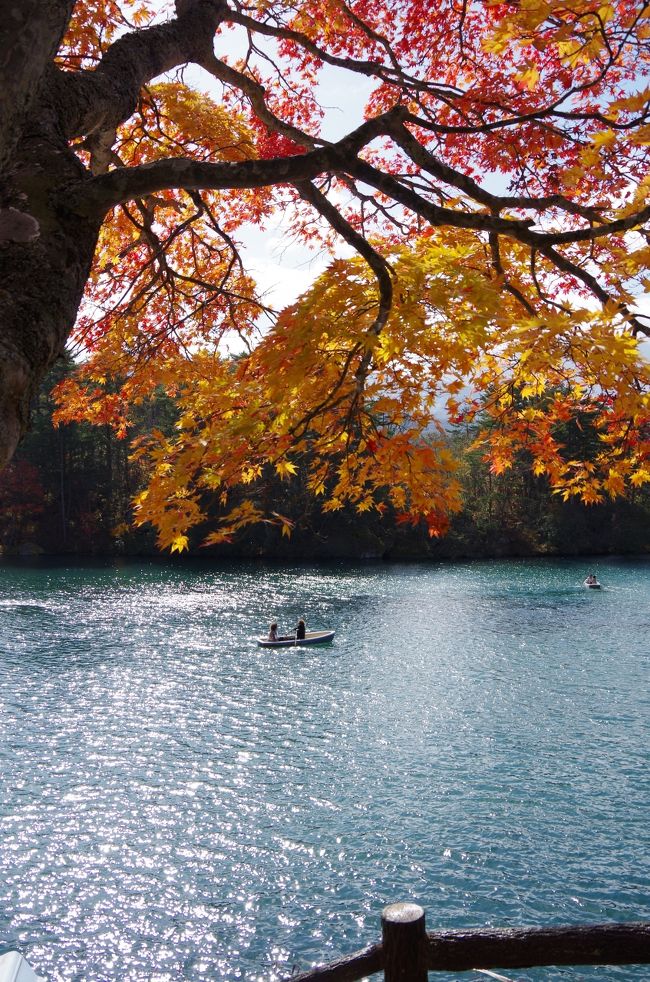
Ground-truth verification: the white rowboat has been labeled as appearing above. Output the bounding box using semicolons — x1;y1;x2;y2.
257;630;335;648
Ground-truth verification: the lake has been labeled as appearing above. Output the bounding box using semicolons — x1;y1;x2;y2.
0;557;649;980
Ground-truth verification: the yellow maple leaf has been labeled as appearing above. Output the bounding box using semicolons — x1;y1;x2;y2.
630;469;650;487
591;129;617;148
275;459;298;479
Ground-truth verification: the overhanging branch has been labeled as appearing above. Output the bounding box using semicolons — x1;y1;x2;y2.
58;0;228;145
65;108;410;216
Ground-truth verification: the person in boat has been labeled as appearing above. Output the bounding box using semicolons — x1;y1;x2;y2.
268;622;279;641
585;573;598;585
296;618;306;640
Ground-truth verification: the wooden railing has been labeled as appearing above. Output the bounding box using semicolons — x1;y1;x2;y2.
289;902;650;981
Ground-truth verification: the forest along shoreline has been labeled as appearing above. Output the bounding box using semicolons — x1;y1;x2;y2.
1;360;649;562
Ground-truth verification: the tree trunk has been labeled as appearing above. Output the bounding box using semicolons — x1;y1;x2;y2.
0;195;100;468
0;1;233;472
0;1;75;176
0;64;102;469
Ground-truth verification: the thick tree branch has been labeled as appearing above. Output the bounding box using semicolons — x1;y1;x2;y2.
534;206;650;244
335;157;650;333
197;51;321;150
57;0;228;151
344;155;650;261
395;119;605;223
65;108;410;215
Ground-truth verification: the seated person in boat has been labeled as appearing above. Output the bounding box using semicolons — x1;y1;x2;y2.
296;618;306;640
268;622;279;641
584;573;598;585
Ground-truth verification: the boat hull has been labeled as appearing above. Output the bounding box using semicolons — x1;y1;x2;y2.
257;630;335;648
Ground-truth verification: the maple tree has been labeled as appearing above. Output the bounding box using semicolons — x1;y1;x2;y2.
1;0;649;550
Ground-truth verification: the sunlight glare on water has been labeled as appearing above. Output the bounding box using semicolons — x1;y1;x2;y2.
0;557;649;980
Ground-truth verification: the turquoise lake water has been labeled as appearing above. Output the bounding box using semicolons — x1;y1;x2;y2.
0;557;648;981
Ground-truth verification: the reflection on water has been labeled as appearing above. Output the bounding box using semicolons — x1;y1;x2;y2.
0;557;649;980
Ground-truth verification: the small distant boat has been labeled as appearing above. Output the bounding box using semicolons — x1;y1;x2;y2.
584;578;602;590
257;630;335;648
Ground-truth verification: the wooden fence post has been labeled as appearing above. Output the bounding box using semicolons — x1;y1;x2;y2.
382;902;427;982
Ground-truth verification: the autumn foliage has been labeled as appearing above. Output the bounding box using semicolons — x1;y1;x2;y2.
48;0;650;551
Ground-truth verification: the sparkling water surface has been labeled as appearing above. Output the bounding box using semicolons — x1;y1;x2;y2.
0;557;648;981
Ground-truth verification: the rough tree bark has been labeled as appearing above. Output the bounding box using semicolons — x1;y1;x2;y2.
0;0;228;469
0;0;90;467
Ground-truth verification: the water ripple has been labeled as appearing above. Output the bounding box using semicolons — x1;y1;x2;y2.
0;558;649;979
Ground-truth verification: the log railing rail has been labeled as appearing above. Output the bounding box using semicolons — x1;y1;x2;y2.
289;902;650;981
